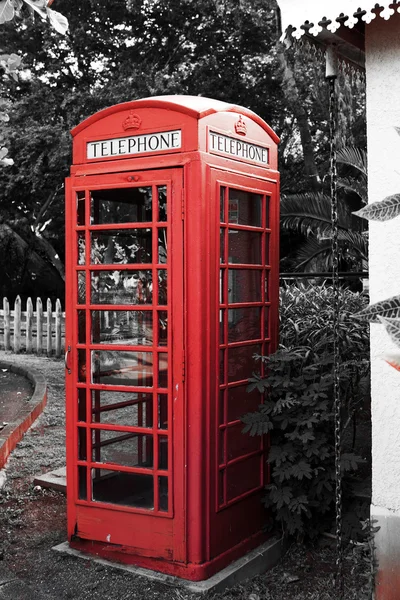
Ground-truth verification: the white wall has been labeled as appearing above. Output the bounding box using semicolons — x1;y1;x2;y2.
366;12;400;511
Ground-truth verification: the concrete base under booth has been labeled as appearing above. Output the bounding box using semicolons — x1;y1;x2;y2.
53;537;284;594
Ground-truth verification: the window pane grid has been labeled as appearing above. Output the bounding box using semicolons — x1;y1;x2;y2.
217;186;271;509
73;182;172;515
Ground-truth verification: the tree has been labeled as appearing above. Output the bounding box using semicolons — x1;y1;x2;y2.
280;146;368;273
0;0;68;301
0;0;366;300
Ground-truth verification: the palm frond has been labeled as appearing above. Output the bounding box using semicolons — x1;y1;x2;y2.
293;237;333;271
337;176;368;204
337;146;367;177
337;230;368;260
292;230;368;271
281;193;351;236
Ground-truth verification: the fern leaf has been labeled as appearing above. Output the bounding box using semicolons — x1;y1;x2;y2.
353;194;400;221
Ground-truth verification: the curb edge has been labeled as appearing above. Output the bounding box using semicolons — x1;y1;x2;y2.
0;360;47;469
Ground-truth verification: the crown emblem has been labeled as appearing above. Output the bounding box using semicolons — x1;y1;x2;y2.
122;111;142;131
235;115;247;136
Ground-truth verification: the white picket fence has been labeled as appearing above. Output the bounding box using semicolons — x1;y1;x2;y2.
0;296;65;357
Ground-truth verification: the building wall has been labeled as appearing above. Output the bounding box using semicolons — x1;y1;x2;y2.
366;11;400;511
366;12;400;599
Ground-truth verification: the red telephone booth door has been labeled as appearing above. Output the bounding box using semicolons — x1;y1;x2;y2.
65;168;185;562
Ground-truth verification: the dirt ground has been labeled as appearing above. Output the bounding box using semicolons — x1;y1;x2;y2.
0;350;371;600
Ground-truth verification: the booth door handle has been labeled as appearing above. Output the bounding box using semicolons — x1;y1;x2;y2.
65;345;71;374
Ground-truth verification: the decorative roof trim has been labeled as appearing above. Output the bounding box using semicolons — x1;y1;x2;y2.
279;1;400;40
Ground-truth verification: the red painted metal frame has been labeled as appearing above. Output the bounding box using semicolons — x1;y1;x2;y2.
66;168;185;561
66;96;279;581
216;174;275;509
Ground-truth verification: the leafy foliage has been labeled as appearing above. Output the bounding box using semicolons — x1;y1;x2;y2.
280;284;370;359
242;285;370;539
353;193;400;222
281;193;350;235
352;143;400;369
0;0;67;32
354;294;400;323
280;145;368;272
0;0;285;301
337;146;367;177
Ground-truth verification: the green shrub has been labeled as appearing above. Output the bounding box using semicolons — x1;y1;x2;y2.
242;284;370;540
279;283;370;362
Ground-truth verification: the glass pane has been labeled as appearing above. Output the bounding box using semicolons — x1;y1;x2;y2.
228;230;262;264
264;307;269;339
78;388;87;422
219;349;225;384
158;311;168;346
220;229;225;264
265;272;269;302
220;269;225;304
91;350;153;387
265;233;270;265
228;195;239;225
159;476;168;511
228;189;262;227
228;269;262;303
265;196;270;228
158;437;168;470
158;353;168;388
78;427;87;460
219;389;225;425
158;228;167;264
78;232;85;265
77;191;85;226
91;311;153;345
227;455;261;502
227;385;262;423
91;230;152;264
228;344;261;383
158;270;167;305
91;187;152;225
158;185;167;222
220;187;225;222
91;390;153;427
78;349;87;382
78;272;86;304
219;470;225;505
220;310;225;344
158;394;168;429
92;430;153;468
228;307;261;342
92;470;154;509
227;423;261;461
78;466;87;500
219;429;225;464
91;270;153;305
78;310;86;344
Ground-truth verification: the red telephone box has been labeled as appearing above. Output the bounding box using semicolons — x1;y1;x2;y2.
65;95;280;581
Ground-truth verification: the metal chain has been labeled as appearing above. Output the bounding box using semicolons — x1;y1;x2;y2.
328;72;343;598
